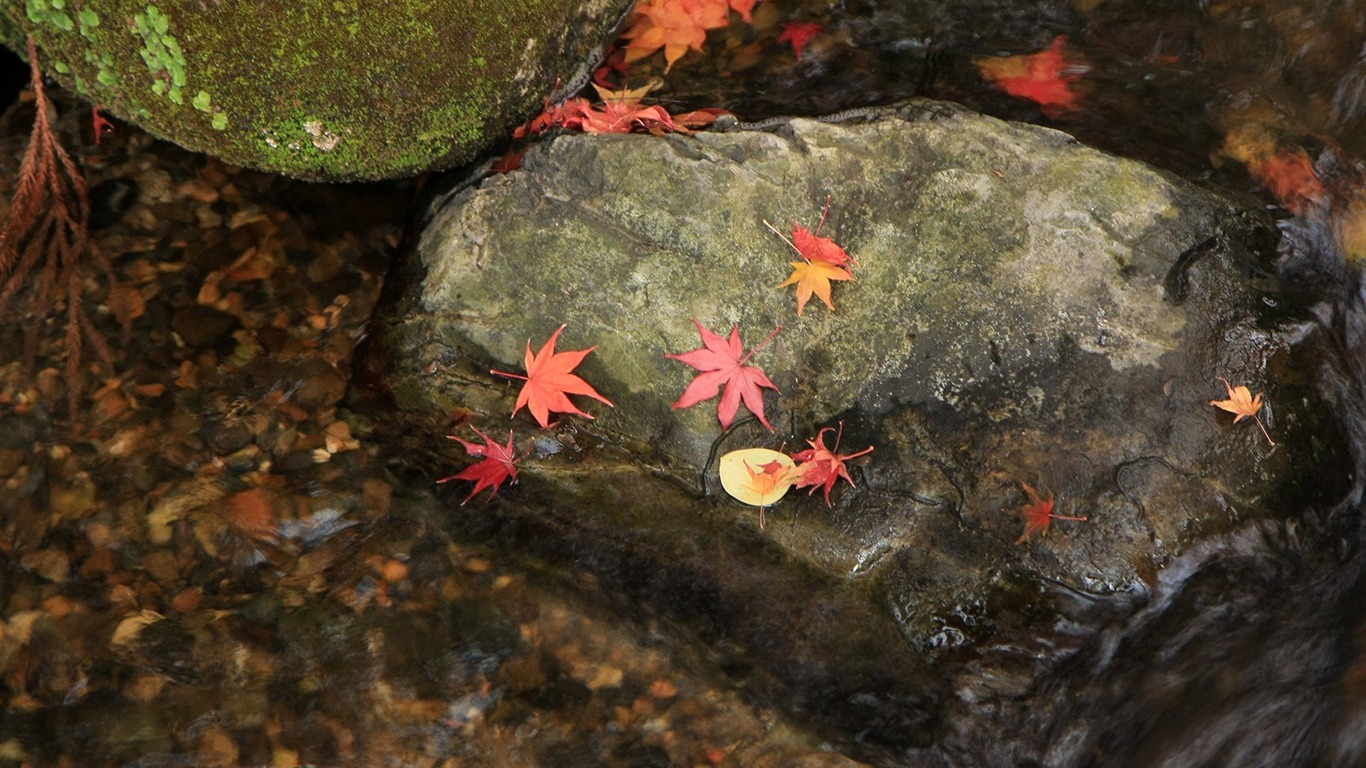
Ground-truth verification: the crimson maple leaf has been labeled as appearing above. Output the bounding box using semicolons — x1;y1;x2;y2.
778;21;823;61
492;324;614;428
767;196;857;315
665;320;782;430
1011;482;1086;544
437;427;519;505
790;424;874;504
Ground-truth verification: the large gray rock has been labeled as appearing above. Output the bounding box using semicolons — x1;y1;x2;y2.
381;100;1342;649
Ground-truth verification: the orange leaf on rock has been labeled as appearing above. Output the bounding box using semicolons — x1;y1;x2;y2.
975;35;1084;116
492;324;614;428
768;197;858;315
778;258;853;316
438;427;519;505
1011;482;1086;544
1209;377;1275;445
665;320;781;431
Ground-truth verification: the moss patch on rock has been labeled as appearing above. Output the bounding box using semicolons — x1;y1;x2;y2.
2;0;629;180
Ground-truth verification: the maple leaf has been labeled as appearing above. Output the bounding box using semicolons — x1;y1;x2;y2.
437;427;519;505
767;197;857;314
1011;482;1086;544
779;21;824;61
975;35;1085;116
621;0;729;71
790;424;874;505
777;258;854;316
489;146;527;174
665;320;782;431
1209;377;1275;445
491;324;614;428
92;105;115;145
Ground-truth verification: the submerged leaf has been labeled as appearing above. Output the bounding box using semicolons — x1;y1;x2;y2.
1209;377;1275;445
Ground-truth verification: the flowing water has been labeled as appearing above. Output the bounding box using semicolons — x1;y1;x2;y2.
3;0;1366;765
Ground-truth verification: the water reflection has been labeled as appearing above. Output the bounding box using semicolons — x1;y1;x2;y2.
1;0;1365;765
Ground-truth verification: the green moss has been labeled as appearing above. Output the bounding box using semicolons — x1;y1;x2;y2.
132;4;187;106
26;0;73;32
0;0;631;180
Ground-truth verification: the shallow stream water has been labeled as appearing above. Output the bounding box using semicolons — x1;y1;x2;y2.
2;0;1366;766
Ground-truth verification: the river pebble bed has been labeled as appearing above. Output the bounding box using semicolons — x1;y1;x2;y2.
0;94;861;767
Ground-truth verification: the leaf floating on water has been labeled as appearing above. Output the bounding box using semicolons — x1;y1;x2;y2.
1209;376;1275;445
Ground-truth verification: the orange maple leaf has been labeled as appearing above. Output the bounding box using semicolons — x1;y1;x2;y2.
621;0;729;71
1209;377;1274;445
777;258;853;316
743;458;795;527
767;197;857;315
491;324;614;428
1012;482;1086;544
437;427;519;505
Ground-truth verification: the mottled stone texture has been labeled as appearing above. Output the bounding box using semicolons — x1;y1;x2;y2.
2;0;629;180
384;100;1344;650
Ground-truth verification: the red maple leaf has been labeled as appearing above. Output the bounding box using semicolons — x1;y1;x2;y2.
92;105;115;145
779;21;823;61
1011;482;1086;544
489;146;527;174
437;427;519;504
492;324;614;428
665;320;782;430
787;196;855;266
790;423;874;504
976;35;1085;116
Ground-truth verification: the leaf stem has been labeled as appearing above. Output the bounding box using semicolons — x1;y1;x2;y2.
490;368;528;382
1253;414;1275;445
739;325;782;366
815;194;832;236
763;219;806;260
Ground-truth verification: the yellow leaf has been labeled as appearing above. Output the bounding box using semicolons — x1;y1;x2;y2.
777;259;852;316
719;448;795;507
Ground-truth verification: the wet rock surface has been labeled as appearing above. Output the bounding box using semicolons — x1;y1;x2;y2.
386;100;1349;658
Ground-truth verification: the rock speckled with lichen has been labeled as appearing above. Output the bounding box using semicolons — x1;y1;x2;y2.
1;0;630;180
384;100;1350;652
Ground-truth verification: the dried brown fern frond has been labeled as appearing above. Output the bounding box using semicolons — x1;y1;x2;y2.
0;37;117;419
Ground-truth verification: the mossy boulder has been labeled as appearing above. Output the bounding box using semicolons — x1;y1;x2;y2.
1;0;630;180
380;100;1350;650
